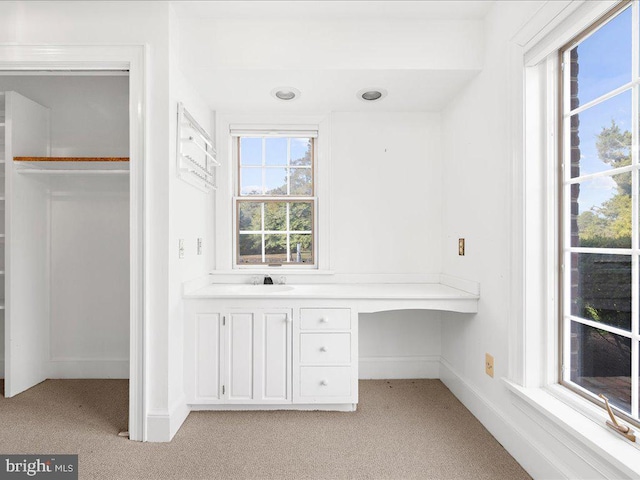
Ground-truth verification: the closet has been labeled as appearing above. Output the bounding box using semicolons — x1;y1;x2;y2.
0;75;130;401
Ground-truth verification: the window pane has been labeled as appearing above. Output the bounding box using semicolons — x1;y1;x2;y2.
264;202;287;231
265;234;287;263
290;234;313;263
570;253;631;331
570;6;631;107
570;321;631;413
238;234;262;264
240;168;263;195
265;137;287;166
569;90;631;178
238;202;262;231
265;168;288;195
240;137;262;166
291;138;312;166
289;168;313;196
573;173;631;248
290;202;312;231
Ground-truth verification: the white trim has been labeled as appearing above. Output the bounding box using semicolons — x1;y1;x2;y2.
359;355;440;379
189;403;356;412
504;380;640;478
206;272;441;284
0;44;146;442
146;394;190;443
440;360;567;480
46;359;129;379
215;113;331;273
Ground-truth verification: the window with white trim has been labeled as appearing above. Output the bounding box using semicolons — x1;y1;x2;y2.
232;130;317;267
560;2;639;423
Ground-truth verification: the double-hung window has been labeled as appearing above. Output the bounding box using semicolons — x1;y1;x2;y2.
232;130;316;267
560;2;639;423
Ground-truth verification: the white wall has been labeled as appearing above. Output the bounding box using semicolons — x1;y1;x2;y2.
48;177;130;378
330;112;442;274
330;112;443;375
167;4;217;437
0;76;129;157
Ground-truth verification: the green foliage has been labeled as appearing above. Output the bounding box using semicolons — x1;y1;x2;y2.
577;120;632;243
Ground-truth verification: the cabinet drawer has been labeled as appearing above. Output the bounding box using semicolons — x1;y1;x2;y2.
299;366;351;397
300;308;350;330
300;333;351;365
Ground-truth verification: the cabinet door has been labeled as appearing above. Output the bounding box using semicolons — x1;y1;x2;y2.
194;313;223;401
226;312;255;401
224;309;292;404
255;311;291;403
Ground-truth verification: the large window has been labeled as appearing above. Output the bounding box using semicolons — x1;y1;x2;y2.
560;3;639;422
234;134;316;267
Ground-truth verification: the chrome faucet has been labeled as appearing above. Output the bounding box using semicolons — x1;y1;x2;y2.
264;275;273;285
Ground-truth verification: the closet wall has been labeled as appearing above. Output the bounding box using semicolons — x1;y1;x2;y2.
0;75;130;379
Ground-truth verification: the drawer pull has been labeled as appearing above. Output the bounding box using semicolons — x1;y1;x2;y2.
320;346;327;352
319;317;329;323
320;380;328;386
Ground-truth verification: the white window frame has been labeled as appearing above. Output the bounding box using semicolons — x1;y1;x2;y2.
506;0;640;475
558;1;640;422
213;114;331;274
233;133;317;268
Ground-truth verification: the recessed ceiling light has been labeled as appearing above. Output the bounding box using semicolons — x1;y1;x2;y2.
357;88;387;102
271;87;300;101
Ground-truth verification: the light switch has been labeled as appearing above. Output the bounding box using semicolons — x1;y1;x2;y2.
179;239;185;259
197;238;203;255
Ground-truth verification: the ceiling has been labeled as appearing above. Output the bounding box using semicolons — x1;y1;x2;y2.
174;1;492;113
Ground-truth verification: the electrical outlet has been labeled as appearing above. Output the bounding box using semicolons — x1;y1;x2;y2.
485;353;494;378
178;239;185;259
458;238;465;256
197;238;203;255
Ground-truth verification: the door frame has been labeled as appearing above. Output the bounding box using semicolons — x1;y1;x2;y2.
0;45;147;441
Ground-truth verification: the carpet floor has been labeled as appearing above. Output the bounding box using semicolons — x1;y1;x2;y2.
0;379;530;480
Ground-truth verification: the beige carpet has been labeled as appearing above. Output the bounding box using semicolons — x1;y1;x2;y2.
0;379;530;480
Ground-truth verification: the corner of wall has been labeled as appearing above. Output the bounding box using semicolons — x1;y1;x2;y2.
145;394;190;443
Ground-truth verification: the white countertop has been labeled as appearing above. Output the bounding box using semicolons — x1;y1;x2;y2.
184;282;479;314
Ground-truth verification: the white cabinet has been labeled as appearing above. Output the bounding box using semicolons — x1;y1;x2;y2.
185;301;357;410
294;308;358;405
185;305;292;405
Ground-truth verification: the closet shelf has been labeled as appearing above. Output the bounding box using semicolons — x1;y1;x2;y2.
14;157;129;173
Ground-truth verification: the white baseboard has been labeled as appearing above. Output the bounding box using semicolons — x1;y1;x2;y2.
440;359;570;480
359;355;440;379
190;403;356;412
146;394;190;443
46;359;129;379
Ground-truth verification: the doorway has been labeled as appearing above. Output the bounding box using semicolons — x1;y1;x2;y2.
0;45;146;442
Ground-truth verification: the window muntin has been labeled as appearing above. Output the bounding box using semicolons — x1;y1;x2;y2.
235;135;315;266
560;3;639;421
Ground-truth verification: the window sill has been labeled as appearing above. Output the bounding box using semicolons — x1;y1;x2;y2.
503;379;640;478
209;269;336;276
